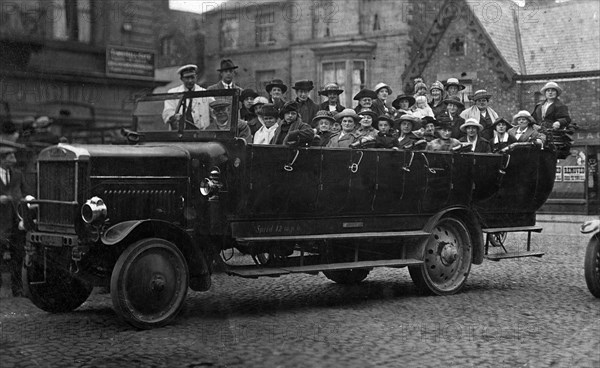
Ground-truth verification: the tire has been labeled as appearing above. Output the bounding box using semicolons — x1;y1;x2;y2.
584;235;600;298
110;238;189;329
323;269;370;284
409;216;473;295
22;262;92;313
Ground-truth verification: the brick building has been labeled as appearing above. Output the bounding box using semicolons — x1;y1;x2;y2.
402;0;600;214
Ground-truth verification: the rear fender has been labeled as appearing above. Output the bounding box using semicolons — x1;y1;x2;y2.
101;220;210;277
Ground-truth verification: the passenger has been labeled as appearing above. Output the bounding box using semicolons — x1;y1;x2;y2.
252;104;279;145
508;110;546;147
421;116;437;142
374;114;399;149
355;108;379;140
440;95;465;139
330;120;342;134
312;110;336;146
426;119;462;151
391;94;415;118
459;89;498;141
531;81;571;130
395;114;423;149
270;101;314;146
444;78;467;107
207;100;252;143
246;96;269;136
163;64;213;130
239;89;259;122
412;96;434;118
353;89;378;114
490;118;516;152
413;78;428;98
327;109;360;148
372;83;394;116
292;80;319;128
266;79;287;112
428;81;447;118
318;83;345;113
458;118;492;153
207;59;243;91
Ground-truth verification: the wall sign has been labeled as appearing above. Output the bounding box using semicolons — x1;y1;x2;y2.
562;166;585;182
106;46;155;80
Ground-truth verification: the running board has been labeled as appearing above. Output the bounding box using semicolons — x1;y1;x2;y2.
485;251;545;261
482;226;542;233
226;258;423;278
236;231;430;242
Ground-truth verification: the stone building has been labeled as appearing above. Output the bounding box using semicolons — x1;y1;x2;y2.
402;0;600;214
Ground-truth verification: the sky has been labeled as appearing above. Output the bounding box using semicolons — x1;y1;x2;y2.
169;0;227;14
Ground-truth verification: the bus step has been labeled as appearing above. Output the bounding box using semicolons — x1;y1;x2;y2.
485;251;545;261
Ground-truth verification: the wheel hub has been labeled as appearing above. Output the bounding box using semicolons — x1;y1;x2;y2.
150;274;166;293
438;241;458;266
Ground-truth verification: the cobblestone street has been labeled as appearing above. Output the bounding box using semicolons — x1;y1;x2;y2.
1;229;599;367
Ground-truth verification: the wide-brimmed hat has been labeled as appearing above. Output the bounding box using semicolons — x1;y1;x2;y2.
511;110;536;126
392;94;416;109
318;83;344;96
540;81;562;97
176;64;198;77
421;116;437;127
250;96;269;113
445;78;466;91
217;59;238;72
279;101;299;118
429;81;444;92
266;79;288;94
373;83;392;95
353;89;378;101
394;114;422;130
335;108;360;122
492;117;511;129
312;110;336;124
460;118;484;132
257;103;279;118
0;138;26;154
292;80;314;91
470;90;492;101
434;116;453;130
357;108;378;119
443;95;465;108
240;89;259;102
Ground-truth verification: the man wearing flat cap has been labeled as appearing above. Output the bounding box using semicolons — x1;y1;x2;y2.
292;80;319;128
207;59;243;91
206;100;252;143
163;64;213;130
318;83;345;113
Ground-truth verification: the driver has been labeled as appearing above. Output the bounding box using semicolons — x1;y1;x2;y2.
207;100;252;143
162;64;213;130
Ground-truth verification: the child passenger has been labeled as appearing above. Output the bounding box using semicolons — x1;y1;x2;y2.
374;114;399;149
412;96;434;118
252;103;279;145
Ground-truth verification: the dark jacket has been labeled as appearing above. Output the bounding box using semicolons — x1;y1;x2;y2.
246;116;262;136
270;116;314;146
459;136;492;153
375;132;399;149
319;101;345;113
429;100;446;119
296;98;319;128
438;112;465;139
206;80;243;92
1;168;29;241
490;133;517;152
313;130;336;146
371;99;393;117
397;132;421;149
240;106;255;122
531;98;571;129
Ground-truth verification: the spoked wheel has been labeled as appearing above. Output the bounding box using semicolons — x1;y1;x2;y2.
323;269;370;284
584;235;600;298
409;216;472;295
111;238;189;329
487;232;507;248
22;261;92;313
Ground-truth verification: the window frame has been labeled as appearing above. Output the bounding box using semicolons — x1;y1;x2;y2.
319;59;368;107
255;10;275;46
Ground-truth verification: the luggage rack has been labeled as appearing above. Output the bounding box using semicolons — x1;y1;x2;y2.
482;226;544;261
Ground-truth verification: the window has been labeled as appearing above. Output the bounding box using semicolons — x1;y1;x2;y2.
221;17;239;50
51;0;91;43
449;35;466;56
256;11;275;46
321;60;366;107
160;36;174;57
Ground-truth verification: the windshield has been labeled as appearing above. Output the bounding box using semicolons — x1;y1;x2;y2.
133;90;236;133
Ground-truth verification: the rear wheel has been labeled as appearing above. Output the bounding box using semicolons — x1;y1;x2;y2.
323;269;370;284
409;216;472;295
584;235;600;298
22;261;92;313
111;238;188;329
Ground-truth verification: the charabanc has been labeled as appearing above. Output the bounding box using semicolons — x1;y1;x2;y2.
19;90;558;329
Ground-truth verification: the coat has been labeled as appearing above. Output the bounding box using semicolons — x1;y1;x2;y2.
206;80;243;92
371;99;393;117
296;98;320;128
375;132;399;149
397;132;421;149
508;126;546;144
270;117;314;146
205;119;253;143
459;136;491;153
162;84;214;129
490;132;517;152
531;98;571;129
319;101;345;113
326;131;359;148
429;100;446;119
460;106;498;140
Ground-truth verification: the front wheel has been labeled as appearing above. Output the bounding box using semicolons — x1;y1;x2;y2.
409;216;473;295
323;269;370;284
584;235;600;298
111;238;189;329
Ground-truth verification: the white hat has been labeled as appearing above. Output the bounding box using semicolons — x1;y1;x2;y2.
373;83;392;95
460;118;484;132
176;64;198;77
540;81;562;97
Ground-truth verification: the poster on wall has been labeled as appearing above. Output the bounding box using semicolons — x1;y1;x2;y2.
555;166;562;181
563;166;585;182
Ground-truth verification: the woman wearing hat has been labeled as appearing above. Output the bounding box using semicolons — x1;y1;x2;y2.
239;89;259;122
266;79;288;112
353;89;378;114
508;110;546;146
490;118;516;152
440;95;465;139
246;96;270;136
428;81;447;118
426;119;462;152
270;101;314;146
459;89;498;141
312;110;337;146
327;109;360;148
458;118;491;152
355;108;379;140
395;114;423;149
291;80;319;127
444;78;467;105
392;94;416;118
371;83;395;117
253;104;280;145
413;78;428;98
318;83;345;113
531;81;571;130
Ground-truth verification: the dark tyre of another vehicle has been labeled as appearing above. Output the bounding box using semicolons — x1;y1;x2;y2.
409;216;472;295
22;262;93;313
111;238;189;329
323;269;370;284
584;235;600;298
